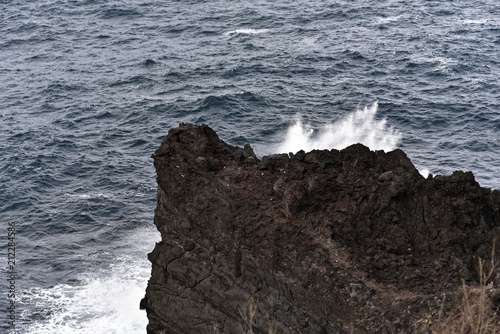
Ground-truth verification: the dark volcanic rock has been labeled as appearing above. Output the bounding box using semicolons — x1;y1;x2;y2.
142;123;500;333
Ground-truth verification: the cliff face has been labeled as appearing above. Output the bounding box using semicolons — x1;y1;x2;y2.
142;123;500;333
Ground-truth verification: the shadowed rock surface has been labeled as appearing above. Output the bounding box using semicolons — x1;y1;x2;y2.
142;123;500;333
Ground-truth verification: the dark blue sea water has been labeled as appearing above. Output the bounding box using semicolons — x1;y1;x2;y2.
1;0;499;332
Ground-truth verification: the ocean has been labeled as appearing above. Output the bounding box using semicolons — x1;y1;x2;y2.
1;0;499;333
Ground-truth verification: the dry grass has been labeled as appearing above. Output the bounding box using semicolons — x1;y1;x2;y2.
431;240;499;334
210;296;278;334
239;296;258;333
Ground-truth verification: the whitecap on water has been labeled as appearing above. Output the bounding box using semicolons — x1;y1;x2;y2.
461;19;489;25
375;15;402;25
276;102;402;154
66;192;113;200
224;28;269;37
410;55;457;71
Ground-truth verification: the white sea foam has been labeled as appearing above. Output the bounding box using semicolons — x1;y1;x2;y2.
411;55;457;71
19;226;159;334
276;102;402;154
65;192;113;200
462;19;489;25
224;28;269;37
78;193;111;199
376;15;401;24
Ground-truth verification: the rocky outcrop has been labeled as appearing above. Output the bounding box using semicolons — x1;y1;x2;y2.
142;123;500;333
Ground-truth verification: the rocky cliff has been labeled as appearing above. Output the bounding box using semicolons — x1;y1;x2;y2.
142;123;500;333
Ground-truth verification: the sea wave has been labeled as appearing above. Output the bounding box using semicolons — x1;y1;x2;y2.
17;226;159;334
224;28;269;37
276;102;402;154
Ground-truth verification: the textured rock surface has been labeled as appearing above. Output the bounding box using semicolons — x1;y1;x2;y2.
142;123;500;333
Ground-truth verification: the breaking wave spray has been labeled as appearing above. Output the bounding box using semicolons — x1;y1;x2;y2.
276;102;402;154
